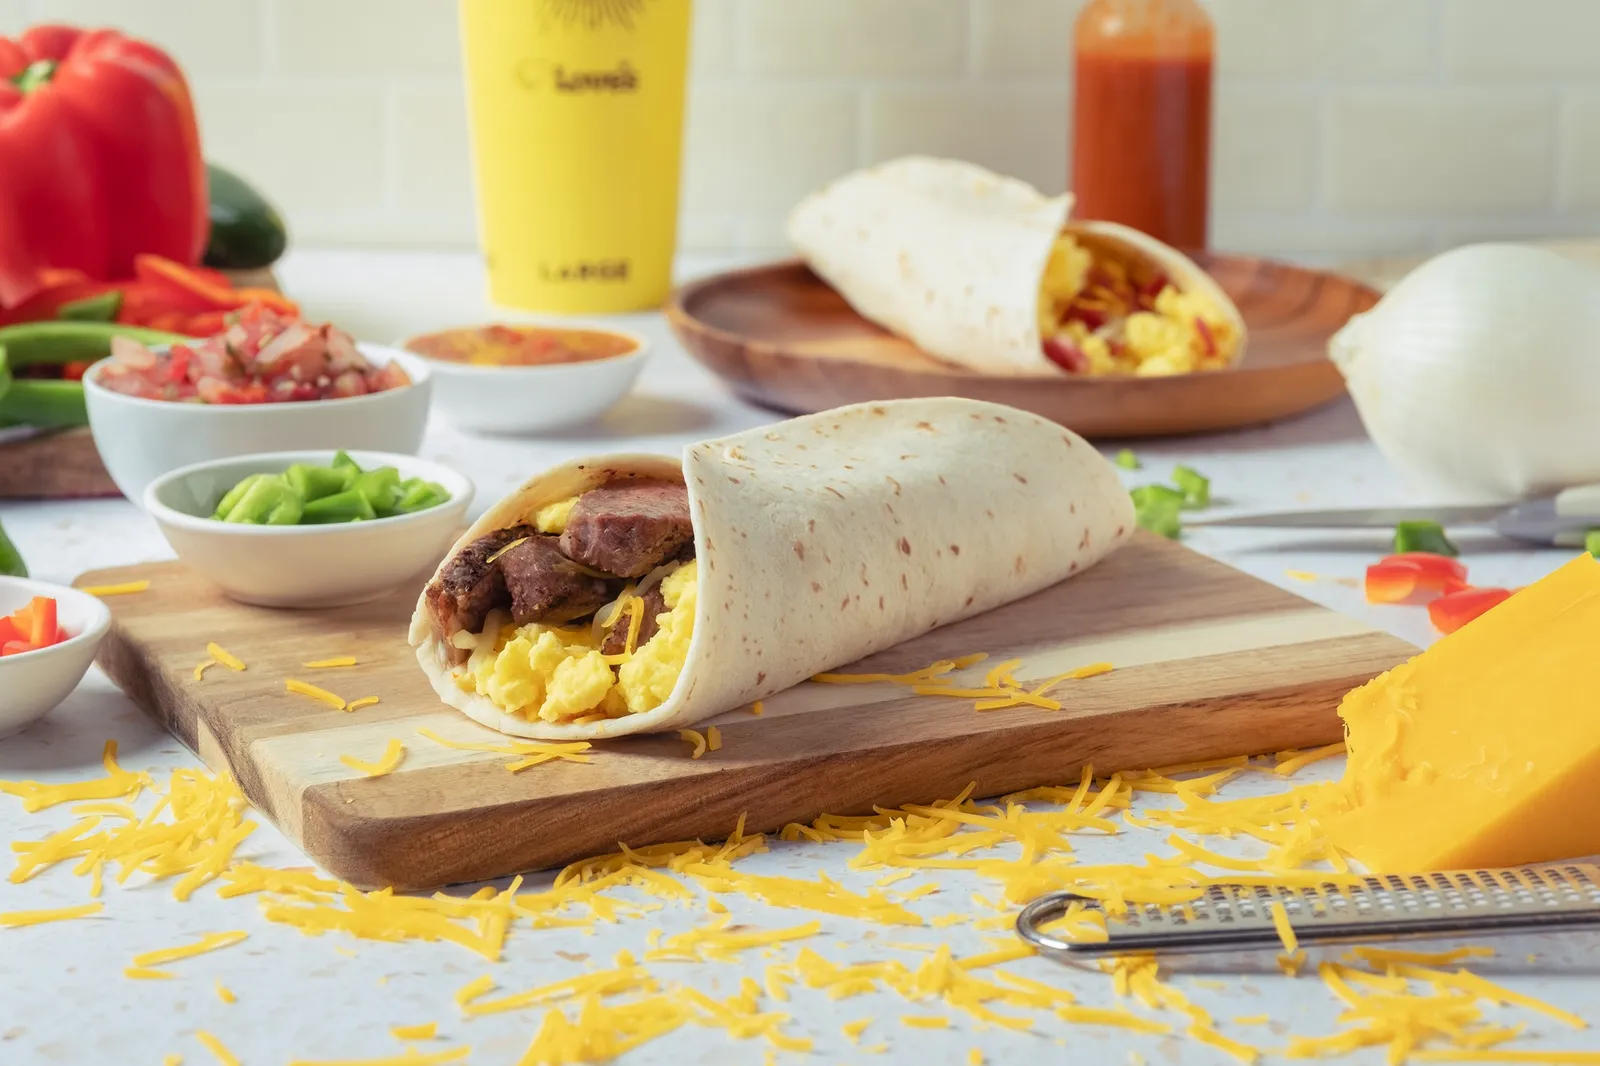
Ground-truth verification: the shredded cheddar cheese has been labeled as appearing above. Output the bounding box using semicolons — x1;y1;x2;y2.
1268;901;1299;953
79;579;150;596
707;726;722;751
390;1023;437;1041
901;1015;950;1029
125;966;177;980
195;1030;241;1066
286;678;348;710
340;740;407;778
205;642;246;671
194;659;219;680
750;700;764;715
304;656;359;669
0;901;104;927
0;741;149;812
134;931;248;968
679;729;708;759
216;981;237;1005
346;696;381;711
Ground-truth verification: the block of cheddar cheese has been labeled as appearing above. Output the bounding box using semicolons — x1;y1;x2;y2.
1325;553;1600;874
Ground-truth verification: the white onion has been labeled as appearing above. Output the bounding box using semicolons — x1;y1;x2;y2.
1330;244;1600;500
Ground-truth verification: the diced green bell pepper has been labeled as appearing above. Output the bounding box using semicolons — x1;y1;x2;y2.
1393;519;1458;557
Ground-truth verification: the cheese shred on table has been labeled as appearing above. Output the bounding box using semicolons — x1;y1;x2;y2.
195;1030;241;1066
0;901;103;927
304;657;359;669
7;736;1599;1065
79;580;150;596
679;729;708;759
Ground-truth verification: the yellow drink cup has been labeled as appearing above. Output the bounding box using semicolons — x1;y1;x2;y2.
458;0;692;313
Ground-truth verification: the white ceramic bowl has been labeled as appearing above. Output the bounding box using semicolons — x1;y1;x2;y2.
85;344;433;504
144;450;474;609
0;577;112;739
400;325;647;435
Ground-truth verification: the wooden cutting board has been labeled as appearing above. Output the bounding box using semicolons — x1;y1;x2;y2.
82;533;1415;891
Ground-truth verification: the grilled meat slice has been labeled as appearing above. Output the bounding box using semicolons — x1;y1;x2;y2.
558;479;693;579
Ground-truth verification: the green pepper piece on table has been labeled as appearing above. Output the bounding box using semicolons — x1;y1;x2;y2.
284;463;350;503
303;489;377;524
1172;465;1211;509
0;322;189;368
0;518;26;578
223;475;303;525
1130;484;1185;539
1113;449;1141;471
57;292;123;322
1587;530;1600;558
1393;519;1458;557
0;380;87;428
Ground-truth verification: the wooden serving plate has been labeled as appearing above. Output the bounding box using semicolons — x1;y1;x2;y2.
666;255;1381;439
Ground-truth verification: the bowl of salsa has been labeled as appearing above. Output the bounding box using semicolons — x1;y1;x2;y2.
401;323;647;435
85;308;432;502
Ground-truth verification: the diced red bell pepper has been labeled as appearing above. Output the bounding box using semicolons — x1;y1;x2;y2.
1429;586;1513;635
24;595;55;645
0;615;20;644
2;641;32;657
1043;336;1090;374
1365;553;1470;604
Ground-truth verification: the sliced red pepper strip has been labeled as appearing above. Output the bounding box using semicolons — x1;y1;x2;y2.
1428;586;1513;636
1366;553;1471;604
133;255;298;315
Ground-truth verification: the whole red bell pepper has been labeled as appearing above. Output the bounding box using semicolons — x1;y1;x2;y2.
0;25;206;307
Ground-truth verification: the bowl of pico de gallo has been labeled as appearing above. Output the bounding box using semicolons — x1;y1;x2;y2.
0;579;112;739
83;307;433;503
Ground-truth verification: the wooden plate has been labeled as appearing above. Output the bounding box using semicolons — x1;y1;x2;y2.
666;255;1380;439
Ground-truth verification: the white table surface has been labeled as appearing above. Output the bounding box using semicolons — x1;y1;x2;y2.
0;249;1593;1065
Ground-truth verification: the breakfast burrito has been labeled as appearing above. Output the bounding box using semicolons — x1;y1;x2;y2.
786;156;1246;378
408;397;1135;740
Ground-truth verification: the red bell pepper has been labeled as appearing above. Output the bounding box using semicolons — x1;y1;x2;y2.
0;25;206;306
1428;586;1513;635
1364;553;1469;604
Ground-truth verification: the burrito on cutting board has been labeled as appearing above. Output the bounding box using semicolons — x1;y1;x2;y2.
408;397;1135;740
786;156;1246;378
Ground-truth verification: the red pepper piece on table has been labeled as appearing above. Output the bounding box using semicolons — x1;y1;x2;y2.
1364;553;1469;604
1429;586;1513;635
0;25;205;307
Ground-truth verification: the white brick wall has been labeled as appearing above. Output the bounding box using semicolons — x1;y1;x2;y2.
5;0;1600;260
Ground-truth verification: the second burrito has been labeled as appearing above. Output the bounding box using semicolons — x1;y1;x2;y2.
409;397;1135;740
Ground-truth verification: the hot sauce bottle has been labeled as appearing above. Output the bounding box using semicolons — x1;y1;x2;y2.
1071;0;1214;252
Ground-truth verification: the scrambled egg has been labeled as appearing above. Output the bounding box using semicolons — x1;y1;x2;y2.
534;495;579;534
459;559;698;724
1037;232;1237;377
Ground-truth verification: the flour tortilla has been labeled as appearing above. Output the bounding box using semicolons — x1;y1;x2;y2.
409;397;1136;740
786;156;1245;375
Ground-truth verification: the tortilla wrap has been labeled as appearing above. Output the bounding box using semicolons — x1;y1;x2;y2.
786;156;1244;376
409;397;1135;740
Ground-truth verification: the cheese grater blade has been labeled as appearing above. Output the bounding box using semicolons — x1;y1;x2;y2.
1016;864;1600;966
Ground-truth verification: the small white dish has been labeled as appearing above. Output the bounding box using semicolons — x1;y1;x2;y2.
85;344;434;504
144;450;474;609
400;324;647;435
0;577;112;739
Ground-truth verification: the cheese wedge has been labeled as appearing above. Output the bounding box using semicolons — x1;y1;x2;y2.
1325;553;1600;873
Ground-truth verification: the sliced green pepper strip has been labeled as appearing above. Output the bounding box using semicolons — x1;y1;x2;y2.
0;518;26;578
1393;519;1458;557
0;380;88;428
212;473;270;520
1113;449;1141;471
1587;530;1600;558
284;464;350;503
0;321;190;368
303;489;377;524
1171;465;1211;509
57;292;123;323
223;475;303;525
353;467;402;515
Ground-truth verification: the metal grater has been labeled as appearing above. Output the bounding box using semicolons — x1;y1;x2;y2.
1016;864;1600;962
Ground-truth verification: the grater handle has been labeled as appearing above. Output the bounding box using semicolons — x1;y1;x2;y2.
1016;889;1600;960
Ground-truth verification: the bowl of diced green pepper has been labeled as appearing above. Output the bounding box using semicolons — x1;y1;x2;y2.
143;450;474;608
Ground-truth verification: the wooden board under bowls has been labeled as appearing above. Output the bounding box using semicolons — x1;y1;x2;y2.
666;255;1381;439
82;533;1415;891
